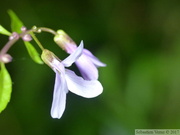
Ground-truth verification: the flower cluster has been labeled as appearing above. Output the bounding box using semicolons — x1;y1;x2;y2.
0;10;106;119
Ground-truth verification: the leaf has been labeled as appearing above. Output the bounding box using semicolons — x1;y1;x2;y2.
0;63;12;113
0;25;11;36
7;9;24;33
24;41;44;64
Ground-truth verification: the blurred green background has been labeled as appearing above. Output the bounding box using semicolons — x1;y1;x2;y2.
1;0;180;134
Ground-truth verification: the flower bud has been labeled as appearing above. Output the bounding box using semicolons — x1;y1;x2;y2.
41;49;61;69
20;26;32;41
54;30;77;53
0;54;12;63
22;34;32;41
32;26;42;33
21;26;27;32
9;32;19;40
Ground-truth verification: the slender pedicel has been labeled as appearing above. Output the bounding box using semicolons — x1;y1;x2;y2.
32;26;57;35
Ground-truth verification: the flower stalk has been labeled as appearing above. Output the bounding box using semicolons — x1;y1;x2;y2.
0;36;19;57
32;26;57;35
29;32;44;50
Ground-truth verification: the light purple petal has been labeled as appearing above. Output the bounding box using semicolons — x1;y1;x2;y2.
62;40;84;67
64;42;77;54
65;69;103;98
51;70;68;119
52;59;66;74
75;54;99;80
83;49;106;67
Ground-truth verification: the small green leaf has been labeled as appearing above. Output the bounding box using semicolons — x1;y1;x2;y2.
7;9;24;33
24;41;44;64
0;63;12;113
0;25;11;36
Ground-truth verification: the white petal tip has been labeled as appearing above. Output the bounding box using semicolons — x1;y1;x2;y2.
84;81;103;98
51;110;64;119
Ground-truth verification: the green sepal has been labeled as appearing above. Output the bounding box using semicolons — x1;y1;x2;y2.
0;25;11;36
7;9;24;33
24;41;44;64
0;63;12;113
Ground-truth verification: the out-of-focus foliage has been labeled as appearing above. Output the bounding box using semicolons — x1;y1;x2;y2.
24;41;43;64
0;25;11;36
1;0;180;135
8;9;24;33
0;63;12;113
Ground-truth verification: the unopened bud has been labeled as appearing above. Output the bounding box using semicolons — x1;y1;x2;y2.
22;34;32;41
32;26;41;33
9;32;19;40
41;49;61;68
0;54;12;63
54;30;77;53
21;26;27;32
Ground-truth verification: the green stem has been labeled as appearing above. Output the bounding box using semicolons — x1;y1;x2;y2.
39;27;57;35
30;32;44;50
32;26;57;35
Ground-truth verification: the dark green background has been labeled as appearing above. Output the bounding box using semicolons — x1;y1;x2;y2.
1;0;180;134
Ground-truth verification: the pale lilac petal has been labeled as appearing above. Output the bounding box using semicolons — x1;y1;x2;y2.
65;69;103;98
83;49;106;67
75;54;99;80
51;70;68;119
64;42;77;54
52;59;66;75
62;41;84;67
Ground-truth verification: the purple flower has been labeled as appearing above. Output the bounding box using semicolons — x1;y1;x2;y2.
41;41;103;119
54;30;106;80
